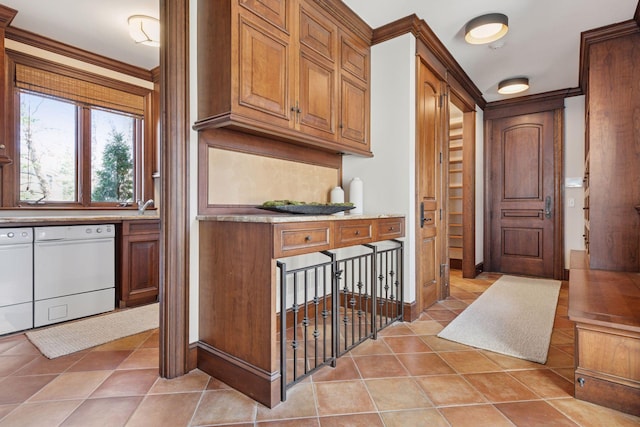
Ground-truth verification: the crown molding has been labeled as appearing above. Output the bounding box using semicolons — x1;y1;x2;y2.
5;26;153;82
372;14;486;109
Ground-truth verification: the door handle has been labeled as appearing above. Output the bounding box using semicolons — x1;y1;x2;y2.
420;202;425;228
545;196;552;219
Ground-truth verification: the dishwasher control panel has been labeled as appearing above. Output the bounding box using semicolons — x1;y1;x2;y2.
35;224;115;241
0;228;33;244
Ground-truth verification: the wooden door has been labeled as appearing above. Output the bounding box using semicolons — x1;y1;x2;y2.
338;33;369;150
416;60;445;310
487;110;562;278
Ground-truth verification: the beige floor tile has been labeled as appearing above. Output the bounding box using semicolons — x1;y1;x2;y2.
0;374;57;404
91;368;158;397
508;369;573;399
495;400;579;426
382;335;432;353
415;374;487;406
0;400;82;427
438;350;503;374
395;353;455;376
380;408;450;427
548;398;640;427
439;404;514;427
117;347;159;369
407;320;444;335
311;357;361;382
364;377;432;411
148;368;209;394
353;354;409;378
318;412;383;426
29;370;111;401
191;389;257;425
60;396;142;427
126;392;202;427
256;382;317;421
463;372;538;403
314;380;376;416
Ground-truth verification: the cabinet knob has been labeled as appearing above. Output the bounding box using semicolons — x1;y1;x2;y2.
304;235;311;242
0;144;5;150
577;377;585;387
388;227;394;231
355;230;360;236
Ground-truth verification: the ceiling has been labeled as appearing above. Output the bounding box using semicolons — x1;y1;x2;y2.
1;0;637;103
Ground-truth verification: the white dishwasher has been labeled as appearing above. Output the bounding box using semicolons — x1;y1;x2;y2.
34;224;115;327
0;228;34;334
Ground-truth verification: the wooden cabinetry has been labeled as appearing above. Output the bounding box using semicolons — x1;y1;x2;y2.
195;0;371;156
568;251;640;416
118;220;160;308
582;27;640;271
197;215;404;407
448;116;463;265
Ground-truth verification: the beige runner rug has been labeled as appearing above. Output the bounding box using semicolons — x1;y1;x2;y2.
26;303;158;359
437;275;561;364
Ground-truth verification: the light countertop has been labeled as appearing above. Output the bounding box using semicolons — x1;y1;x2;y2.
196;213;404;223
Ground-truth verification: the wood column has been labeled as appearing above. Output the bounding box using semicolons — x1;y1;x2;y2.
159;0;190;378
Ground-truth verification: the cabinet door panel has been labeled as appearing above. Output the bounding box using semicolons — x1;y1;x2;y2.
341;35;368;82
298;52;335;137
299;3;336;62
239;17;291;122
123;235;160;305
339;76;368;147
240;0;288;31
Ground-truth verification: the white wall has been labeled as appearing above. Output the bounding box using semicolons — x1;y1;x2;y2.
563;96;586;267
475;108;484;266
342;33;417;302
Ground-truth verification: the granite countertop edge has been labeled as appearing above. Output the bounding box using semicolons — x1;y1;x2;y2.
196;213;405;223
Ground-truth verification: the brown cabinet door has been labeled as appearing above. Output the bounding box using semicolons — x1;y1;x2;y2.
238;13;292;127
121;233;160;307
487;110;559;278
338;33;369;150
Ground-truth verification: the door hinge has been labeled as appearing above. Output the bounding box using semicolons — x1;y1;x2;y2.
440;263;446;277
439;152;443;164
439;208;442;220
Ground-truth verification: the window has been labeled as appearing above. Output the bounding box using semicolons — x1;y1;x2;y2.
7;58;154;208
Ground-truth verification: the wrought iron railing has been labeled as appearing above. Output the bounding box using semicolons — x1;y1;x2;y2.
277;240;403;401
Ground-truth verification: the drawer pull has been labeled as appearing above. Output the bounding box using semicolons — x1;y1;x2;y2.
577;377;585;387
304;235;311;242
388;226;394;231
355;230;360;236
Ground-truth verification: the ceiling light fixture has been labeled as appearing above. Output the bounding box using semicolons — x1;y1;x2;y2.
128;15;160;47
464;13;508;45
498;77;530;95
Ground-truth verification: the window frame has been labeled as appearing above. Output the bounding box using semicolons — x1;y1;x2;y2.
4;51;156;209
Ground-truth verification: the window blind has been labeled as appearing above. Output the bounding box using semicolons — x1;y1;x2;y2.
15;63;145;116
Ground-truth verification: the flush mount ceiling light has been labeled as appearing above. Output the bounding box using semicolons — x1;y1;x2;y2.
464;13;508;44
498;77;530;95
128;15;160;47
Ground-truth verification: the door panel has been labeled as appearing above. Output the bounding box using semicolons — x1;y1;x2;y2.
488;111;559;278
416;60;445;310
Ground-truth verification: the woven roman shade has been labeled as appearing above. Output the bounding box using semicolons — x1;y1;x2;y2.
15;63;145;116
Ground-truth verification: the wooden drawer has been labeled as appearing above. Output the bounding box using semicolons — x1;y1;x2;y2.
574;372;640;416
273;222;331;258
334;220;373;248
375;217;404;240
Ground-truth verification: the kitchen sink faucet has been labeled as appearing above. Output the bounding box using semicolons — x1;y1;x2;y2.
138;199;154;214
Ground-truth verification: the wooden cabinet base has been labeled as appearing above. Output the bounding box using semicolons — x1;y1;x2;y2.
574;372;640;416
197;341;280;408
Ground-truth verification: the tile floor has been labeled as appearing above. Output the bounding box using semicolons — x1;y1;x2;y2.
1;271;639;426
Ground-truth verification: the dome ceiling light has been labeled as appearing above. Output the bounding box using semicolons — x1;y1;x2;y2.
465;13;509;45
128;15;160;47
498;77;530;95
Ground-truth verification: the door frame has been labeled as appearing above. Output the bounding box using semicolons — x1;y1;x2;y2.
483;96;565;280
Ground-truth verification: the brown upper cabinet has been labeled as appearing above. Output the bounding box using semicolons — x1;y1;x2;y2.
194;0;371;156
